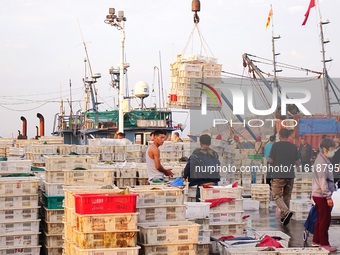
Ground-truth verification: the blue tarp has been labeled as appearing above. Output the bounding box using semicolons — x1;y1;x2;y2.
298;118;339;136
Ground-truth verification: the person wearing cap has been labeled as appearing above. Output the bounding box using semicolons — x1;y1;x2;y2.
298;136;313;172
231;135;243;149
183;134;220;201
254;136;264;156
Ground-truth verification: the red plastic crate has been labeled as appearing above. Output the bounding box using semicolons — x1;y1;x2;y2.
73;193;138;214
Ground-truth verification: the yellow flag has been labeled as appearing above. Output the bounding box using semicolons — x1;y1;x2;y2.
265;5;273;29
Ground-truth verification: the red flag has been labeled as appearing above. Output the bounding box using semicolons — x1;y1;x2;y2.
302;0;315;26
265;5;273;29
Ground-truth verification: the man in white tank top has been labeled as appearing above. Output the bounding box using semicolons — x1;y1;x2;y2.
146;130;174;181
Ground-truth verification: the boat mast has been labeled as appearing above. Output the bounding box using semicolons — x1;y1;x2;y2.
105;8;127;132
319;20;332;115
270;8;281;90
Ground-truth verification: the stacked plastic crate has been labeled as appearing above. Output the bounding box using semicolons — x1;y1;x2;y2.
251;184;270;210
289;172;313;221
185;202;211;255
0;159;31;177
168;54;222;111
41;155;96;255
25;144;58;167
0;177;41;255
131;186;200;255
200;186;245;239
63;189;140;255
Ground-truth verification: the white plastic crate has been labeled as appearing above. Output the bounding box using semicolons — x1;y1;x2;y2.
64;206;76;227
74;212;138;232
209;223;245;238
42;181;64;196
0;246;41;255
42;245;63;255
131;186;184;207
0;233;40;247
200;186;243;200
276;247;329;254
0;219;40;234
137;221;199;245
137;205;186;223
0;177;39;195
44;170;65;183
198;230;212;243
41;206;64;223
254;231;290;248
115;178;137;188
63;169;114;186
208;199;243;212
44;155;95;171
289;199;312;212
224;247;278;255
117;168;138;178
291;211;309;221
209;211;244;224
43;232;64;247
141;242;196;255
197;242;210;255
187;218;210;231
72;246;140;255
0;207;39;221
0;160;31;174
184;202;211;219
243;199;260;211
291;192;311;200
42;221;64;235
1;194;39;208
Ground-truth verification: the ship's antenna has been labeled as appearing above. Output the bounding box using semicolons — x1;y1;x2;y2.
78;19;94;78
159;51;165;109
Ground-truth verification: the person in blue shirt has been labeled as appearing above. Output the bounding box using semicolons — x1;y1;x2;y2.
264;135;276;185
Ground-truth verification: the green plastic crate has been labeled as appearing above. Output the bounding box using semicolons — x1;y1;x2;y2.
248;154;263;160
42;193;64;209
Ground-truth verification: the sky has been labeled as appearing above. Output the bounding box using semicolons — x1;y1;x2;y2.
0;0;340;138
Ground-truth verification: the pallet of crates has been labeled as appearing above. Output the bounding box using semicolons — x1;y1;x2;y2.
0;177;41;255
184;201;211;255
289;199;313;221
251;184;270;210
64;190;140;255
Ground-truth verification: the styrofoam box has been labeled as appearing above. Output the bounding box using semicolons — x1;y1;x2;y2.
137;205;185;223
0;246;41;255
43;232;64;247
289;199;312;212
1;194;39;208
291;211;309;221
0;233;40;247
74;212;138;233
210;223;245;238
44;170;65;183
184;202;211;219
72;245;140;255
224;247;278;255
243;199;260;211
200;186;243;200
137;221;199;245
276;247;329;254
0;219;40;234
140;242;196;255
41;206;64;223
0;207;39;221
63;169;114;186
0;177;39;195
42;181;64;196
131;186;184;206
254;231;290;248
208;199;243;212
209;211;244;224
